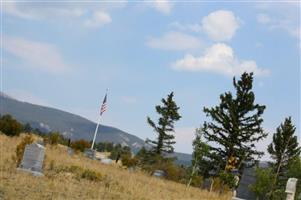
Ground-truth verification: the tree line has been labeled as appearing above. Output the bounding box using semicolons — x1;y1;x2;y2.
139;72;300;199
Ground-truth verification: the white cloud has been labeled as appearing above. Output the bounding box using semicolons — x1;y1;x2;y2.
146;31;202;51
3;2;121;29
257;13;300;41
3;2;86;20
148;0;173;15
84;11;112;28
172;43;270;76
201;10;241;41
3;36;69;74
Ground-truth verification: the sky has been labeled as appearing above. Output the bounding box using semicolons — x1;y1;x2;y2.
1;1;300;159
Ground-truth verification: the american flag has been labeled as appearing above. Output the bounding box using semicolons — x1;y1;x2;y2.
100;93;107;116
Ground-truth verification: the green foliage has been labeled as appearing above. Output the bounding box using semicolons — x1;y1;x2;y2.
81;169;102;182
0;114;23;136
23;123;32;133
268;117;301;188
121;154;138;168
15;135;34;166
135;149;187;183
202;72;267;173
95;142;114;152
71;139;91;152
109;144;132;161
219;171;236;189
191;128;211;178
250;167;276;200
146;92;181;155
52;165;102;182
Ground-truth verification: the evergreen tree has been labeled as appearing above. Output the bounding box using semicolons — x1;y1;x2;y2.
202;72;267;173
146;92;181;155
268;117;301;186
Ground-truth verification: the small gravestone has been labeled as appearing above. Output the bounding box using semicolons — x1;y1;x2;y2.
152;170;166;178
202;178;212;191
101;158;112;165
236;167;257;200
67;147;74;156
286;178;298;200
84;149;96;159
18;143;45;176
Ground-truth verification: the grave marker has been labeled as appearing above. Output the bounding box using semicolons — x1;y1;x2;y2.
18;143;45;176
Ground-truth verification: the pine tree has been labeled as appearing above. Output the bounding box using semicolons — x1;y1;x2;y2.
268;117;301;185
202;72;267;173
146;92;181;155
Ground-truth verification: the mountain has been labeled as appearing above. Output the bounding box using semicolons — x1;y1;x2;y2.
0;93;192;164
0;93;145;152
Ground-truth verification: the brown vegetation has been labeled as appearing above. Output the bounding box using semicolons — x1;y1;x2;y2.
0;133;230;200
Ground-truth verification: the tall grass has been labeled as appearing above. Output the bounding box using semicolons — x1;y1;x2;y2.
0;134;230;200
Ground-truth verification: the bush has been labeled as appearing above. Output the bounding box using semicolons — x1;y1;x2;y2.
0;115;23;136
81;169;102;182
52;164;102;182
121;154;138;168
249;167;276;200
219;171;237;189
71;140;90;152
15;135;34;166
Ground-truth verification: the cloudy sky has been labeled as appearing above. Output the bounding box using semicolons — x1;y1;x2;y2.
2;1;300;159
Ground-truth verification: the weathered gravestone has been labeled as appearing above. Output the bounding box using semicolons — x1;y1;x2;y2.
84;149;96;159
18;143;45;176
236;167;257;200
152;170;166;178
67;147;74;156
286;178;298;200
202;178;214;192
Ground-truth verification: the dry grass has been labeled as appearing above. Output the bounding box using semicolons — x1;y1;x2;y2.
0;134;231;200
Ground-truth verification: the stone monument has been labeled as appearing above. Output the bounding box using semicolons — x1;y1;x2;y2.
286;178;298;200
18;143;45;176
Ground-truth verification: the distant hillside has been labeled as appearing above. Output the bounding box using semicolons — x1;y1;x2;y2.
0;93;192;164
0;93;145;152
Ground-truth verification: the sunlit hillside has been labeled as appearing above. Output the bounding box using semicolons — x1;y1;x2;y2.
0;134;230;200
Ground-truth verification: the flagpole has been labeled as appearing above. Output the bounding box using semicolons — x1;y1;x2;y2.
90;89;108;150
91;115;102;150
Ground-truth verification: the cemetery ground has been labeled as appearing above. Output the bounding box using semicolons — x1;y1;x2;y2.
0;134;230;200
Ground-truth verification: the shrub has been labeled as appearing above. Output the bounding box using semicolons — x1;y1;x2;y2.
52;164;102;182
121;154;138;168
81;169;102;182
15;135;34;166
249;167;275;200
0;115;23;136
71;140;90;152
219;171;237;189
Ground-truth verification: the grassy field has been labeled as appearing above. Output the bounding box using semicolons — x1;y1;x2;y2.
0;134;230;200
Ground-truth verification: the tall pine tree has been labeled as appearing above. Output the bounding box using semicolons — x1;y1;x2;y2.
268;117;301;185
202;72;267;173
147;92;181;155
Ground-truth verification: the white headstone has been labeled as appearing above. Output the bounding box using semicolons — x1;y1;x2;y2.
286;178;298;200
18;143;45;176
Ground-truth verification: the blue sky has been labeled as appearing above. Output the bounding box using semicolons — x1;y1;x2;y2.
2;1;300;159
